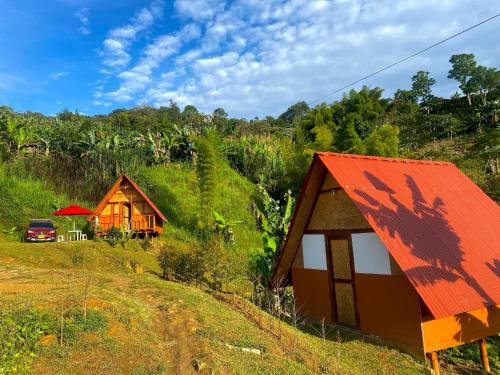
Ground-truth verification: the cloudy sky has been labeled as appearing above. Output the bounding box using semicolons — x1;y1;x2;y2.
0;0;498;118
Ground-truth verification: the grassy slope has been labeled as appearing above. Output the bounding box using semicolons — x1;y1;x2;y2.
0;241;428;375
0;160;261;254
135;162;261;251
0;164;92;237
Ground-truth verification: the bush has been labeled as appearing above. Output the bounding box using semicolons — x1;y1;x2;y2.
106;226;122;247
444;336;500;371
0;306;52;374
157;244;206;284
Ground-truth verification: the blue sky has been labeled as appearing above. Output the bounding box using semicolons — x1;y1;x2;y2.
0;0;498;118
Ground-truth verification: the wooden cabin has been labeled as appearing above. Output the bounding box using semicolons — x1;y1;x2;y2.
88;175;167;236
272;152;499;372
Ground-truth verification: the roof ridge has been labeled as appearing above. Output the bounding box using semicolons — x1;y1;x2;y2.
315;152;454;166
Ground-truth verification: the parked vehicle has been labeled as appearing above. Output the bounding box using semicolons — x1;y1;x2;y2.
25;219;57;242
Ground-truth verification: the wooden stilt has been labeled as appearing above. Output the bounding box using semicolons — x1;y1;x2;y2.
478;338;490;373
427;351;440;375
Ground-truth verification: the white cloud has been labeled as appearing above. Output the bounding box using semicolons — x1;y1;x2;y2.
105;24;200;102
175;0;226;21
140;0;499;117
101;0;165;70
95;0;499;117
0;73;19;89
50;72;69;80
75;8;90;35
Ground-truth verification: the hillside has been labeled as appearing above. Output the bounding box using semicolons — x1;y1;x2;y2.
0;241;431;375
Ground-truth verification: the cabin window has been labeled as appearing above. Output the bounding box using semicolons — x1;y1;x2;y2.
351;232;391;275
302;234;327;270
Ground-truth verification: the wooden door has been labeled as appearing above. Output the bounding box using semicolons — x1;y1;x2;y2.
111;203;121;228
122;203;131;230
329;237;357;327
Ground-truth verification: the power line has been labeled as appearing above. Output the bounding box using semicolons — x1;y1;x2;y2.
307;12;500;106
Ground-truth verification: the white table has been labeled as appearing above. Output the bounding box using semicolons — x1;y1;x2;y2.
67;230;82;241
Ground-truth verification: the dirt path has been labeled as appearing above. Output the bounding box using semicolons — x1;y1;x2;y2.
133;286;203;375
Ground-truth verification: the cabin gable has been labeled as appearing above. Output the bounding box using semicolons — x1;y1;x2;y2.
90;175;166;236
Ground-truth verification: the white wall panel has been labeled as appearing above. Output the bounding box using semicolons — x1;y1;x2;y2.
302;234;327;270
352;232;391;275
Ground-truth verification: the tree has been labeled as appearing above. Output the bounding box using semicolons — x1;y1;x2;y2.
213;107;228;118
252;186;294;285
196;133;218;228
393;89;417;103
364;124;399;156
311;124;333;151
278;101;310;124
471;66;499;105
411;71;436;114
331;86;386;138
334;116;365;154
448;54;478;106
183;105;199;115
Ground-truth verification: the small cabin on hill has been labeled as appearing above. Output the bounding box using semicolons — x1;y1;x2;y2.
88;175;167;236
272;152;499;372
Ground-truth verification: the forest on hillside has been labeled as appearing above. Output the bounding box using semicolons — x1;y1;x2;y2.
1;53;498;202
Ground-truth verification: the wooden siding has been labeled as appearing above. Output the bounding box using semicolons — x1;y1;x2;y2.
355;274;424;356
422;304;500;353
291;267;332;322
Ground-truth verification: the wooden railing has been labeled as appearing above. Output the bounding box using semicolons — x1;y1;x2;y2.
97;214;155;233
131;214;155;231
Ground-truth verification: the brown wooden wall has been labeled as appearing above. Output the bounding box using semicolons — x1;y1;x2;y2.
422;304;500;352
355;274;424;356
291;267;332;322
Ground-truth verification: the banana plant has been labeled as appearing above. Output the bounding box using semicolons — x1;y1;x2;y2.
212;211;243;243
252;185;295;284
3;116;33;157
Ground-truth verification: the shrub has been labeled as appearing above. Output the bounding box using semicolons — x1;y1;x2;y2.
106;226;122;247
157;244;206;284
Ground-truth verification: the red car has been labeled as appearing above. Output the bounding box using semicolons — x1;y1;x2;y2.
25;219;57;242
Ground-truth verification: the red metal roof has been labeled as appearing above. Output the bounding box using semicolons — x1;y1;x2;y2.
53;204;94;216
317;152;500;319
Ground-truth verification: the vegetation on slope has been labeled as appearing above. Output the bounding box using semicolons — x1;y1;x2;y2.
0;242;428;375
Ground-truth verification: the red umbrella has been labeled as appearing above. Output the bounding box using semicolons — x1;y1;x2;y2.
52;204;94;216
53;204;95;232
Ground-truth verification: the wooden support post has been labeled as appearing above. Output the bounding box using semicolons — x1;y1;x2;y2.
427;352;440;375
479;338;490;373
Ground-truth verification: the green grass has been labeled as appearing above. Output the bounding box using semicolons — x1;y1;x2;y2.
0;240;160;274
0;240;428;374
135;162;261;251
136;275;427;375
0;163;92;238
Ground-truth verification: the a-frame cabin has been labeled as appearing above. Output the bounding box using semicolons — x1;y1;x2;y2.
88;175;167;236
272;152;499;371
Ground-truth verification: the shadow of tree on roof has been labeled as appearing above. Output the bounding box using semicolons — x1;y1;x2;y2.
351;171;495;310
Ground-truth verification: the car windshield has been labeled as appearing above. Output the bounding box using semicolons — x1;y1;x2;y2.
29;221;54;229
